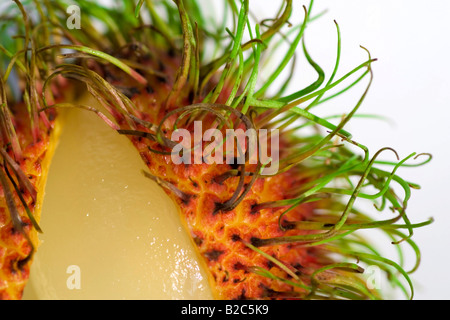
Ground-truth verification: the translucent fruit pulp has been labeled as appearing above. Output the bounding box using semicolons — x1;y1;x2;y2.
23;98;213;299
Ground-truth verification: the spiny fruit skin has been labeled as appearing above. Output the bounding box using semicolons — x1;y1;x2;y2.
0;105;57;300
130;119;322;299
117;65;369;299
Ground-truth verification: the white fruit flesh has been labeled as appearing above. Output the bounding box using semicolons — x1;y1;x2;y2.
23;98;213;299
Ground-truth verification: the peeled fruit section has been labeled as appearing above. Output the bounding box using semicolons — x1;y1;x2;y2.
23;98;213;299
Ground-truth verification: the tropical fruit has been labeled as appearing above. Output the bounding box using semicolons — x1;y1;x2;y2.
0;0;431;300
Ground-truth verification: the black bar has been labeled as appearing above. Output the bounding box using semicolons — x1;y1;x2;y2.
7;299;423;318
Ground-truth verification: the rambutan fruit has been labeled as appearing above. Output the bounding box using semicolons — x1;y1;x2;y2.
0;0;432;300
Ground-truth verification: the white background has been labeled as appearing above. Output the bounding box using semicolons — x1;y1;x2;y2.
245;0;450;299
